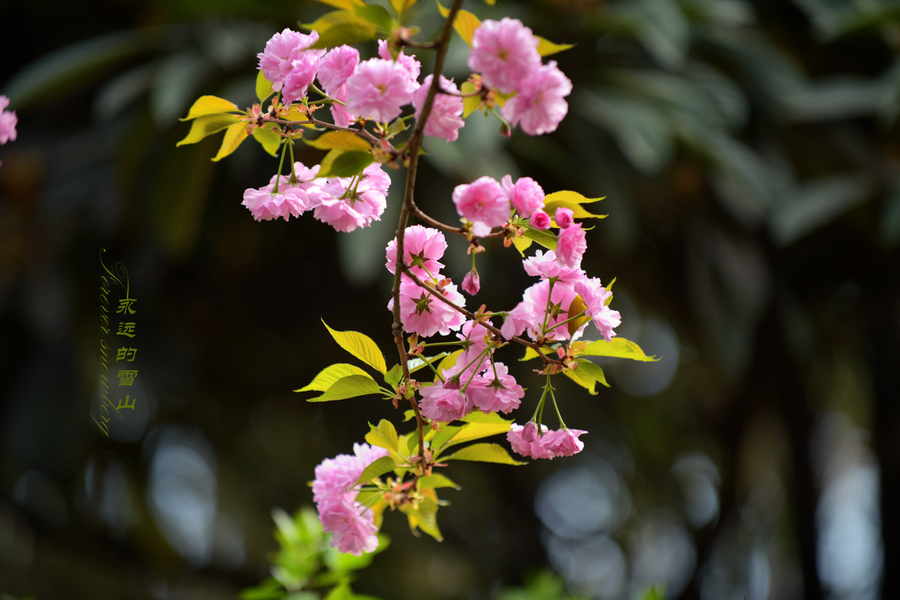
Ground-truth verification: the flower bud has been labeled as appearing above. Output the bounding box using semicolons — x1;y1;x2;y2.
529;209;551;230
555;207;574;229
462;269;481;295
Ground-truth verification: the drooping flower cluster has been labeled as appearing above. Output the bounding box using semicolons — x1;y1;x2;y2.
386;225;466;337
0;96;17;167
507;422;587;460
242;161;390;231
468;18;572;135
419;320;524;422
312;443;389;555
501;208;621;343
452;174;545;237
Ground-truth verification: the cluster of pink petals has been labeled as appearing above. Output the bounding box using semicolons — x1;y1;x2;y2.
385;224;448;279
0;96;16;147
419;319;524;423
452;176;511;237
317;45;360;126
501;175;545;218
414;75;465;142
346;57;419;123
312;443;389;555
242;161;389;231
574;277;621;342
258;29;325;103
507;422;586;459
467;18;572;136
393;279;466;338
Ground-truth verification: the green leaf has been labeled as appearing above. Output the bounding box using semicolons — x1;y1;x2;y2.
430;425;464;452
303;11;378;48
176;113;240;147
323;320;388;374
324;582;353;600
400;491;442;540
460;81;482;118
418;474;460;490
408;352;449;374
384;364;403;388
578;337;657;361
544;190;607;219
296;363;373;392
315;0;365;8
317;149;375;177
211;121;251;162
567;294;590;337
305;130;371;151
576;358;609;388
436;2;481;46
523;226;558;251
252;125;282;156
366;419;400;453
307;375;382;402
390;0;418;14
564;359;605;394
356;456;397;485
444;443;524;465
519;345;554;362
355;4;394;31
536;36;575;57
181;95;240;120
256;71;274;103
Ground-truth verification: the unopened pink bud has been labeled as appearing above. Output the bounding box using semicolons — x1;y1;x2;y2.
529;209;551;230
462;269;481;295
555;207;574;229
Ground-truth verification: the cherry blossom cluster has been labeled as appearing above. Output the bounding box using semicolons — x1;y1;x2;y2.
242;161;390;231
507;422;586;460
312;443;389;555
453;174;546;237
468;18;572;136
0;96;17;167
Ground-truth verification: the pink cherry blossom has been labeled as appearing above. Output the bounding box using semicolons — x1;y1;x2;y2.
555;207;574;229
282;50;323;104
309;163;390;232
345;58;419;123
529;210;551;230
507;422;551;459
457;319;491;371
317;45;360;93
242;178;312;221
500;301;536;340
413;75;465;142
452;176;510;237
319;501;380;555
385;225;448;279
573;278;621;342
522;249;583;282
502;61;572;136
258;29;320;91
543;428;587;457
0;96;17;145
377;40;421;82
470;362;523;414
468;18;541;93
419;374;473;423
502;175;545;217
556;223;587;269
392;279;466;338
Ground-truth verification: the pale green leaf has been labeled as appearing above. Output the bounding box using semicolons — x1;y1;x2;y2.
211;122;251;162
568;294;590;337
304;130;371;151
180;95;240;121
575;358;609;388
296;363;372;392
256;70;274;103
303;11;378;48
578;337;657;361
536;36;575;57
436;2;481;46
307;375;382;402
519;345;554;361
315;0;365;8
317;149;375;177
176;113;239;147
366;419;400;452
356;456;397;486
544;190;607;219
385;364;403;388
323;320;387;374
400;491;442;540
460;81;482;118
563;359;609;395
523;226;558;250
444;443;524;465
355;4;394;31
441;420;512;448
418;474;460;490
252;125;282;156
390;0;418;14
512;234;534;255
323;582;353;600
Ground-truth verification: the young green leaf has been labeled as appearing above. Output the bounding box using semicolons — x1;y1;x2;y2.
252;125;281;156
296;363;373;393
180;95;240;121
212;122;251;162
523;226;558;251
304;130;371;151
543;190;607;219
390;0;417;14
567;294;590;337
400;490;442;540
176;113;240;147
256;71;274;103
436;2;481;46
578;337;657;361
323;320;388;374
418;474;460;490
317;148;375;178
366;419;400;452
575;359;609;387
536;37;575;57
315;0;365;8
304;11;378;48
355;4;394;32
444;443;524;465
384;364;403;388
355;455;397;486
306;375;382;402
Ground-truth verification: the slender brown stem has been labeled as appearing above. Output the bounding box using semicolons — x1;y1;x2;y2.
392;0;467;469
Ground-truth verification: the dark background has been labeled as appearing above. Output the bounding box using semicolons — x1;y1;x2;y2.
1;0;898;599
